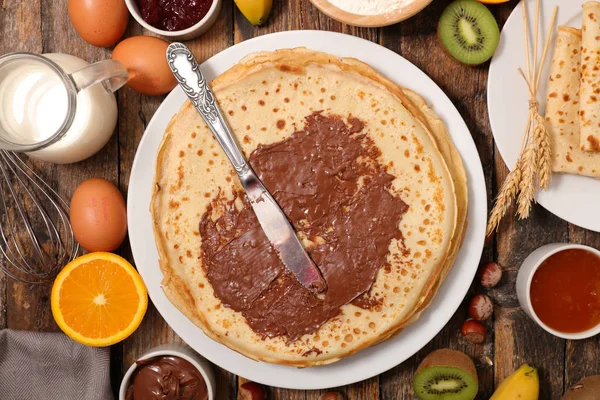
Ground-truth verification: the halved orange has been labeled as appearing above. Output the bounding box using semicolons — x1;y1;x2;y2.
51;252;148;347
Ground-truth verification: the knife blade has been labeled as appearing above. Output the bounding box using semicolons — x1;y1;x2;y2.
166;42;326;293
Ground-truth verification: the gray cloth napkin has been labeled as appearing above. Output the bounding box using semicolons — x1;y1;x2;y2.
0;329;113;400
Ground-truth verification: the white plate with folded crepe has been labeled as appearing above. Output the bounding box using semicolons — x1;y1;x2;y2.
489;0;600;231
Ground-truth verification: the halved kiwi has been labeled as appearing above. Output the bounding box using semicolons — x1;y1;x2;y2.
413;349;478;400
438;0;500;66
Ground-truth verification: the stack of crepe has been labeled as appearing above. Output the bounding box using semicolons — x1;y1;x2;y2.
152;48;468;366
547;1;600;177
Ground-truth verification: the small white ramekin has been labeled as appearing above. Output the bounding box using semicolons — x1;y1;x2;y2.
119;343;216;400
516;243;600;340
125;0;222;41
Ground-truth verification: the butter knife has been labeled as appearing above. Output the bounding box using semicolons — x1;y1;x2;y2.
166;43;326;293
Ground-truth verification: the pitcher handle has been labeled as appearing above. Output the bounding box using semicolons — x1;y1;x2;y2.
69;59;128;93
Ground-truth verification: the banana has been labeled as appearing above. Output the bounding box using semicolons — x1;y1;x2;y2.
490;364;540;400
234;0;273;26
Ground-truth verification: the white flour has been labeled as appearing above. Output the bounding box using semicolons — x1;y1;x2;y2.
327;0;413;16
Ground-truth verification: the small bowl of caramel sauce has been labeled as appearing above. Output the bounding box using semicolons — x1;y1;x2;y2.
517;243;600;340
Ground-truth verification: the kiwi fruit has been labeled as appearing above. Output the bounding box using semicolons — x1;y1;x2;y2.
413;349;478;400
438;0;500;66
563;376;600;400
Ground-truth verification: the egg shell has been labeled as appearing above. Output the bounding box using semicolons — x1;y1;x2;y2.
112;36;177;96
70;178;128;252
68;0;129;47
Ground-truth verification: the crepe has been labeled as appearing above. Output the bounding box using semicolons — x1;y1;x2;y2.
579;1;600;152
547;26;600;177
151;48;467;366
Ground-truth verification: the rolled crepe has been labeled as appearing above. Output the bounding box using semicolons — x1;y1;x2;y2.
546;26;600;178
579;1;600;151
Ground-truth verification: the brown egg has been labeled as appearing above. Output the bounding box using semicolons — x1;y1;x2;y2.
70;178;127;252
68;0;129;47
112;36;177;96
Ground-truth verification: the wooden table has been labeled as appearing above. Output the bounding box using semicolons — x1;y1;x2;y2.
0;0;596;398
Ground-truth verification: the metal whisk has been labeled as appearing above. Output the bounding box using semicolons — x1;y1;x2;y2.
0;151;78;283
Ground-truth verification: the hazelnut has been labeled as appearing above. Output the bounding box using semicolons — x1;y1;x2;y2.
320;392;345;400
478;261;503;288
239;381;266;400
468;294;493;321
461;319;487;344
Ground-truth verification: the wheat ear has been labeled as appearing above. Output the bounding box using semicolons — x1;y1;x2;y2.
535;114;552;190
486;163;522;237
517;136;538;219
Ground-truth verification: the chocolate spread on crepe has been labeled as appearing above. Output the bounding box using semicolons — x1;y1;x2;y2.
199;112;408;341
125;356;208;400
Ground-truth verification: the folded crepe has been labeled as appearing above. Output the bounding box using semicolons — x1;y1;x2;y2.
547;26;600;177
579;1;600;152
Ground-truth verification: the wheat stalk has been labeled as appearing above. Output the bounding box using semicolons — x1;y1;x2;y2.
486;2;558;235
517;137;538;219
522;1;532;83
486;163;522;237
535;114;552;189
535;6;559;93
532;0;541;79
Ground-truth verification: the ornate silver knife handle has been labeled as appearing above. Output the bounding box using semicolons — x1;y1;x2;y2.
166;42;249;176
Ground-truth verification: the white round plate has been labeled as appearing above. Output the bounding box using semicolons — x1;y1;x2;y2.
128;30;486;390
488;0;597;230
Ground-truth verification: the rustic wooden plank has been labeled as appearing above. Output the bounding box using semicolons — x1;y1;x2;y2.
492;1;569;398
0;0;31;332
265;387;307;400
492;185;569;400
2;0;46;332
1;0;43;330
493;304;565;397
564;225;600;390
564;336;599;392
492;172;568;400
111;17;154;397
121;302;184;367
113;16;165;393
115;1;237;399
1;0;43;53
379;0;496;397
41;0;122;393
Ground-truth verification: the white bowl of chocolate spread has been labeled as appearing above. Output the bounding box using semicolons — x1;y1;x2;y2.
119;343;215;400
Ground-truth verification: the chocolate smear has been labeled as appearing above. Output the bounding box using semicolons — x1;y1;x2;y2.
200;112;408;341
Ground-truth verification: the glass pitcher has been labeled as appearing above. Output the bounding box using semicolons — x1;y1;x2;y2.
0;52;128;160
